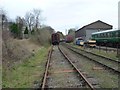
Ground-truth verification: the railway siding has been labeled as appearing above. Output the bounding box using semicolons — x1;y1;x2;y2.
42;46;88;88
41;46;100;89
60;44;118;88
64;44;119;73
71;44;119;61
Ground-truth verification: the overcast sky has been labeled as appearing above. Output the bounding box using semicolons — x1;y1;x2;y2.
0;0;119;34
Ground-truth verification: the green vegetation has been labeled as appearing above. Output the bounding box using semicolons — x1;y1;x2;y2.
90;49;119;60
24;27;28;34
2;8;53;89
10;23;19;37
9;22;23;39
30;26;54;46
71;44;118;60
0;66;2;88
2;47;49;88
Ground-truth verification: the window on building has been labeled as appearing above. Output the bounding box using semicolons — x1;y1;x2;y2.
107;33;110;37
116;31;120;37
96;35;98;38
103;33;105;37
100;33;102;37
116;32;118;37
105;33;107;38
98;34;100;38
110;33;112;37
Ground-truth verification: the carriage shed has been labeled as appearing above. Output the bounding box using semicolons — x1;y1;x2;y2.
75;20;113;41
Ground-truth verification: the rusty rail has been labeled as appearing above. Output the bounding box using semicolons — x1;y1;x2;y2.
58;46;95;90
65;44;120;74
66;44;120;63
41;45;53;89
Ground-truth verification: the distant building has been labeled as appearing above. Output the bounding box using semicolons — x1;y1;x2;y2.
118;1;120;29
75;20;113;41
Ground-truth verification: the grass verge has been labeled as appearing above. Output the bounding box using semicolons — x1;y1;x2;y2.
69;43;119;60
2;46;49;88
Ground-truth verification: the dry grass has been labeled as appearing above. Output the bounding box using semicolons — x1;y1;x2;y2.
2;37;41;70
30;27;54;47
2;47;48;88
2;27;53;88
14;39;40;53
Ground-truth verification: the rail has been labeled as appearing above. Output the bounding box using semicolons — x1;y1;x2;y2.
58;46;95;90
41;46;53;89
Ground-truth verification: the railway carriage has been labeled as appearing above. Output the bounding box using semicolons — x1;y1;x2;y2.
51;33;60;45
65;35;73;43
92;29;120;47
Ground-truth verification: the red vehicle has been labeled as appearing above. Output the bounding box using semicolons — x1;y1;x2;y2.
51;33;60;45
65;35;73;43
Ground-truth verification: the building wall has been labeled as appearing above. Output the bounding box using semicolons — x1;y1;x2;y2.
118;1;120;29
75;21;113;41
85;29;104;41
75;29;85;38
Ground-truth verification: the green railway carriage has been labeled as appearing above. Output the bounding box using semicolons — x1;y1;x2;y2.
91;29;120;47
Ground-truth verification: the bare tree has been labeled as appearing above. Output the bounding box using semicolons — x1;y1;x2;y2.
16;16;24;39
0;8;8;31
25;12;34;36
32;9;42;30
24;9;43;37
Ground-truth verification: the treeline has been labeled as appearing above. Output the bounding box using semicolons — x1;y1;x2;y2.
1;8;55;45
1;8;54;69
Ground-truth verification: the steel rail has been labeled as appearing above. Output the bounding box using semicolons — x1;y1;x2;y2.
65;45;120;74
41;46;53;89
58;46;95;90
67;44;120;63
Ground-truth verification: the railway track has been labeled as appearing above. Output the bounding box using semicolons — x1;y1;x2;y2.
63;44;120;74
41;45;98;89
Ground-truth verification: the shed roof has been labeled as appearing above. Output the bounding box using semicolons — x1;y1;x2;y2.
76;20;113;32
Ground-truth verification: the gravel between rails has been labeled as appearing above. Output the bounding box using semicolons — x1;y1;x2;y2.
65;44;119;72
60;45;118;88
46;46;86;88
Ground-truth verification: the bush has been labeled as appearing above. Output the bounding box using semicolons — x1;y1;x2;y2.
30;26;54;46
24;27;28;34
